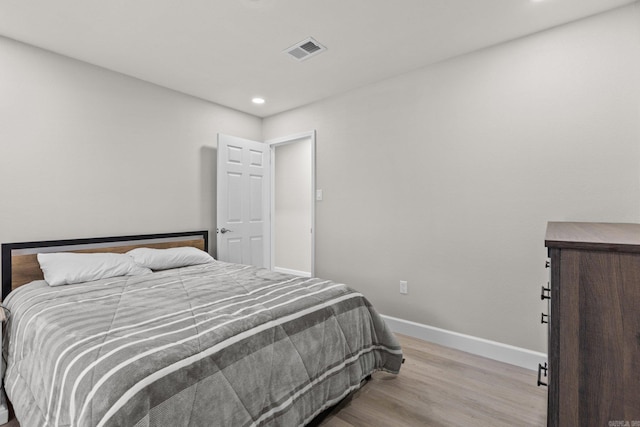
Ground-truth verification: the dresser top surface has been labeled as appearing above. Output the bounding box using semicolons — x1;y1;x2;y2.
545;222;640;252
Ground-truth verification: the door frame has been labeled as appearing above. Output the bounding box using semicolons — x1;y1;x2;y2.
266;130;316;277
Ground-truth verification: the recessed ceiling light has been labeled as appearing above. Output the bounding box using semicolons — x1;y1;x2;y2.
252;97;265;105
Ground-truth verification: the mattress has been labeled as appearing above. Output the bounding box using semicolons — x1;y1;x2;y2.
3;260;402;427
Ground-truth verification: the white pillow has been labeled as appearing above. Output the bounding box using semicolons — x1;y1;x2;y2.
127;247;214;270
37;252;152;286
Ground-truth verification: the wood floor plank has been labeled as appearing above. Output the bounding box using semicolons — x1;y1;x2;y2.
320;334;547;427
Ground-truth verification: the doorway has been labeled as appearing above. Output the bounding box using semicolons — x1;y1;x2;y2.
268;131;315;277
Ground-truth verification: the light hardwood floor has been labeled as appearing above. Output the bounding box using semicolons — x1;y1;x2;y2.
319;334;547;426
0;334;546;427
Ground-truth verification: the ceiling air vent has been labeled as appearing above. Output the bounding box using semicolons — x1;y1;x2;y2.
284;37;326;62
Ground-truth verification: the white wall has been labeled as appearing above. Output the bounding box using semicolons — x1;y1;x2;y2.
0;36;261;255
263;4;640;353
1;4;639;353
274;138;312;274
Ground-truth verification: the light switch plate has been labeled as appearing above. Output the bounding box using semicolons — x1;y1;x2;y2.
400;281;408;294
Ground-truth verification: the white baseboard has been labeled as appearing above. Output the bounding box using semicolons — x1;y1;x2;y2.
273;267;311;277
381;315;547;371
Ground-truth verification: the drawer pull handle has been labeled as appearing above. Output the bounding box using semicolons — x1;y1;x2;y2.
545;260;551;268
540;285;551;300
541;313;548;324
537;362;548;387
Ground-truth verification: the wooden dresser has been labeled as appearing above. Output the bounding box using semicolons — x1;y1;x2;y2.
544;222;640;427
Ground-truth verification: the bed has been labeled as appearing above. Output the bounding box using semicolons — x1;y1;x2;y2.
1;231;402;427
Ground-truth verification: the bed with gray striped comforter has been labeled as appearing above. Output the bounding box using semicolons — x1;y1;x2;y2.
3;260;402;427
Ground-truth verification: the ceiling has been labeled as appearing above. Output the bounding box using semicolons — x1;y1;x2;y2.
0;0;636;117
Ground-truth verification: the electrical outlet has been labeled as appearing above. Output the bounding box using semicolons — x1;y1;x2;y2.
399;280;408;295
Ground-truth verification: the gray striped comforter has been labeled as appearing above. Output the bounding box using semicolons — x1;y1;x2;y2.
3;261;402;427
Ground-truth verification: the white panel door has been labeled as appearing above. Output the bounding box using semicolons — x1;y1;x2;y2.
217;134;270;268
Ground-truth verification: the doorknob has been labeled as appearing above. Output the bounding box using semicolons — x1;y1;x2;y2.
218;228;233;234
